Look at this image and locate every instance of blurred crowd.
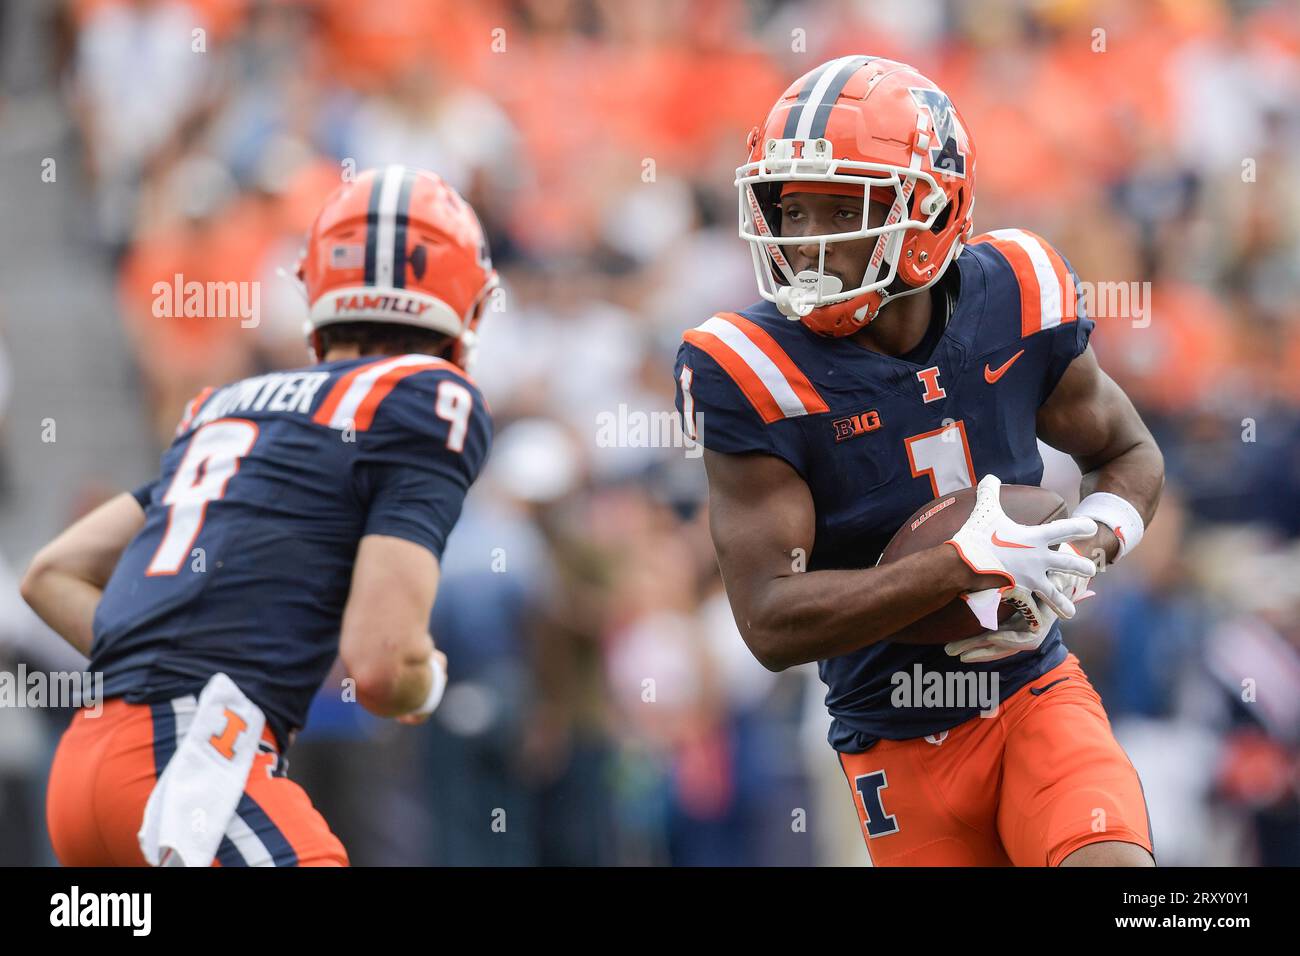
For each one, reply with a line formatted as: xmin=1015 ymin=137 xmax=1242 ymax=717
xmin=1 ymin=0 xmax=1299 ymax=865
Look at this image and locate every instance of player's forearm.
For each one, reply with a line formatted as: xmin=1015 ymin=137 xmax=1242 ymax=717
xmin=18 ymin=567 xmax=99 ymax=658
xmin=738 ymin=544 xmax=991 ymax=671
xmin=1076 ymin=437 xmax=1164 ymax=564
xmin=18 ymin=493 xmax=144 ymax=658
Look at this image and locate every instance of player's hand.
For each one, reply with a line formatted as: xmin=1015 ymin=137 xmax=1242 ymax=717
xmin=396 ymin=649 xmax=447 ymax=725
xmin=1046 ymin=541 xmax=1096 ymax=609
xmin=945 ymin=602 xmax=1059 ymax=663
xmin=947 ymin=474 xmax=1098 ymax=621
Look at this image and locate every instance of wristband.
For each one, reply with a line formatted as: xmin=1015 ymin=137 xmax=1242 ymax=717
xmin=412 ymin=653 xmax=448 ymax=717
xmin=1073 ymin=492 xmax=1144 ymax=561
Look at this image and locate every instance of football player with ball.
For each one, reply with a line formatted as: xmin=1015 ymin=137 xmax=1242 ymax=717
xmin=676 ymin=57 xmax=1163 ymax=867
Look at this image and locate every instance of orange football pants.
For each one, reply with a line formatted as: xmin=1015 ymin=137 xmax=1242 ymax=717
xmin=838 ymin=653 xmax=1153 ymax=866
xmin=47 ymin=696 xmax=348 ymax=867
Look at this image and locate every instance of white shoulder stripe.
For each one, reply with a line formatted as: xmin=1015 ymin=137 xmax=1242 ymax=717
xmin=695 ymin=315 xmax=810 ymax=418
xmin=326 ymin=353 xmax=442 ymax=430
xmin=987 ymin=228 xmax=1063 ymax=330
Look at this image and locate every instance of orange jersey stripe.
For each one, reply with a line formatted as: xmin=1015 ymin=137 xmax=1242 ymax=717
xmin=971 ymin=234 xmax=1042 ymax=337
xmin=176 ymin=386 xmax=216 ymax=435
xmin=1032 ymin=231 xmax=1078 ymax=324
xmin=684 ymin=327 xmax=785 ymax=423
xmin=972 ymin=230 xmax=1078 ymax=334
xmin=350 ymin=357 xmax=459 ymax=431
xmin=712 ymin=312 xmax=831 ymax=415
xmin=312 ymin=357 xmax=390 ymax=426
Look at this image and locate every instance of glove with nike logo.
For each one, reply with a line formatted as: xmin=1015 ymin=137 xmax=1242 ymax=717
xmin=946 ymin=474 xmax=1098 ymax=626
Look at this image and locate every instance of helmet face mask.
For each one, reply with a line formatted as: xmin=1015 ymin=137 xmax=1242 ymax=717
xmin=735 ymin=57 xmax=976 ymax=337
xmin=738 ymin=146 xmax=951 ymax=318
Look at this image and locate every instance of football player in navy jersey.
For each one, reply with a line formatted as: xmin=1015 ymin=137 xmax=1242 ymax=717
xmin=675 ymin=57 xmax=1164 ymax=866
xmin=25 ymin=166 xmax=496 ymax=866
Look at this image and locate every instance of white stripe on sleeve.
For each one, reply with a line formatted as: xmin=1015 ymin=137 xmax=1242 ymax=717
xmin=987 ymin=228 xmax=1063 ymax=330
xmin=696 ymin=316 xmax=809 ymax=418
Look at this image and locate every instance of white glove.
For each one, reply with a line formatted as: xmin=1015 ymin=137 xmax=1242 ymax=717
xmin=945 ymin=603 xmax=1059 ymax=663
xmin=947 ymin=475 xmax=1098 ymax=623
xmin=947 ymin=541 xmax=1098 ymax=664
xmin=1047 ymin=541 xmax=1096 ymax=609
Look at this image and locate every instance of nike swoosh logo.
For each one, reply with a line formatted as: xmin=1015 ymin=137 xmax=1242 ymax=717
xmin=1030 ymin=676 xmax=1072 ymax=696
xmin=991 ymin=531 xmax=1033 ymax=549
xmin=984 ymin=349 xmax=1025 ymax=384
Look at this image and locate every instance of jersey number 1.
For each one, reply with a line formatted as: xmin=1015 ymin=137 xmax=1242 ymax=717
xmin=904 ymin=420 xmax=975 ymax=497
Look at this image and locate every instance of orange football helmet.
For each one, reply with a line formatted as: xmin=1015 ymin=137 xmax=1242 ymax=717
xmin=736 ymin=56 xmax=976 ymax=336
xmin=297 ymin=165 xmax=497 ymax=370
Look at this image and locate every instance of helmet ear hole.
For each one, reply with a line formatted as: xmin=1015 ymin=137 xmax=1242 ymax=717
xmin=929 ymin=189 xmax=956 ymax=234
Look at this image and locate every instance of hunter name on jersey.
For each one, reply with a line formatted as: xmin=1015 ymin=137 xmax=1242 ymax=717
xmin=92 ymin=354 xmax=492 ymax=750
xmin=184 ymin=371 xmax=331 ymax=430
xmin=675 ymin=229 xmax=1094 ymax=751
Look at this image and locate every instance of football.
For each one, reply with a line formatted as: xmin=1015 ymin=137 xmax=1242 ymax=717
xmin=879 ymin=484 xmax=1068 ymax=645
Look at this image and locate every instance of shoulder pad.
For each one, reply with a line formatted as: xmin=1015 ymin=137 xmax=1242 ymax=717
xmin=175 ymin=386 xmax=216 ymax=437
xmin=312 ymin=354 xmax=480 ymax=432
xmin=968 ymin=229 xmax=1082 ymax=337
xmin=681 ymin=312 xmax=828 ymax=424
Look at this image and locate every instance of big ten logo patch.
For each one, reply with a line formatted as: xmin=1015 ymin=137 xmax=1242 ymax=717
xmin=832 ymin=408 xmax=883 ymax=443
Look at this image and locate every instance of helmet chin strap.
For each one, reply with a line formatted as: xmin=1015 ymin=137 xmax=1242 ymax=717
xmin=858 ymin=236 xmax=963 ymax=322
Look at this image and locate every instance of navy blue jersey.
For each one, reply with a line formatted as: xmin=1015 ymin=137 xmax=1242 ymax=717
xmin=92 ymin=354 xmax=492 ymax=748
xmin=674 ymin=229 xmax=1095 ymax=752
